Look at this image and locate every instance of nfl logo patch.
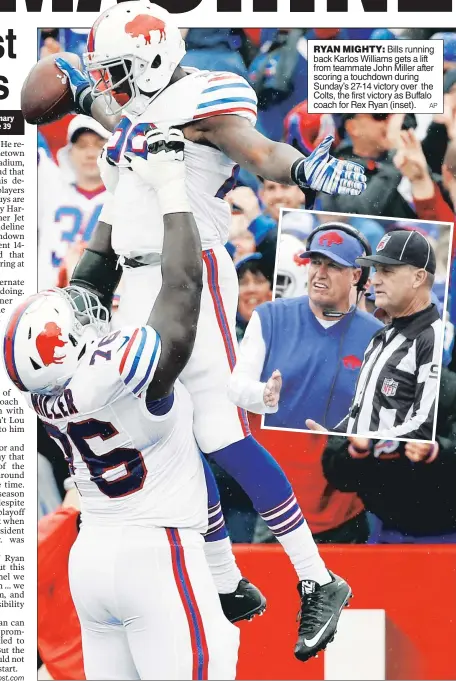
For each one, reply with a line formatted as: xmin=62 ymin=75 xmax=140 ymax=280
xmin=381 ymin=377 xmax=398 ymax=397
xmin=376 ymin=234 xmax=391 ymax=252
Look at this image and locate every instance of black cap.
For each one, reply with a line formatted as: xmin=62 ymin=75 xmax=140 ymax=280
xmin=355 ymin=229 xmax=436 ymax=274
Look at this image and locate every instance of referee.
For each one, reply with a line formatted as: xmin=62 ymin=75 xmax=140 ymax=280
xmin=307 ymin=229 xmax=443 ymax=440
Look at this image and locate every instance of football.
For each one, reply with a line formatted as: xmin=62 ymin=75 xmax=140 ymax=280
xmin=21 ymin=52 xmax=82 ymax=125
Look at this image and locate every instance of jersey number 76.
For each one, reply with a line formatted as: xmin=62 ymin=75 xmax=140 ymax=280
xmin=44 ymin=419 xmax=147 ymax=499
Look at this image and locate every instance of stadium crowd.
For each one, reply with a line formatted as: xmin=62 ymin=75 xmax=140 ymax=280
xmin=37 ymin=27 xmax=456 ymax=547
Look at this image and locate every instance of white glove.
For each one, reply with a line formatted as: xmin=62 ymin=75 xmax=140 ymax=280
xmin=124 ymin=127 xmax=190 ymax=215
xmin=98 ymin=145 xmax=119 ymax=194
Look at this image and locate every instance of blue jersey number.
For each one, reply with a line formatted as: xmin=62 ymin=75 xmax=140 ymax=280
xmin=107 ymin=117 xmax=156 ymax=164
xmin=52 ymin=204 xmax=102 ymax=269
xmin=45 ymin=417 xmax=147 ymax=498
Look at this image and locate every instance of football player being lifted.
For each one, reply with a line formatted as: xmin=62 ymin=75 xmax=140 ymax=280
xmin=55 ymin=2 xmax=364 ymax=660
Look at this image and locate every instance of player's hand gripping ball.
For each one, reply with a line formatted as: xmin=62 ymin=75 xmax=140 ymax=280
xmin=21 ymin=52 xmax=82 ymax=125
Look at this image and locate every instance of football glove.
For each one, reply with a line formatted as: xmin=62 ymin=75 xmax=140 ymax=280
xmin=292 ymin=135 xmax=367 ymax=196
xmin=55 ymin=57 xmax=92 ymax=115
xmin=124 ymin=127 xmax=190 ymax=214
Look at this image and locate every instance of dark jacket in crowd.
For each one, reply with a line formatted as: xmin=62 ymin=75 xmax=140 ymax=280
xmin=319 ymin=142 xmax=451 ymax=219
xmin=319 ymin=145 xmax=418 ymax=219
xmin=322 ymin=369 xmax=456 ymax=538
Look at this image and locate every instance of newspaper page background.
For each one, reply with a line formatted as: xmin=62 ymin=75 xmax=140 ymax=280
xmin=0 ymin=2 xmax=455 ymax=681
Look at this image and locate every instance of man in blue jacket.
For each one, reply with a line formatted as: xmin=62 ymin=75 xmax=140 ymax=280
xmin=229 ymin=223 xmax=383 ymax=430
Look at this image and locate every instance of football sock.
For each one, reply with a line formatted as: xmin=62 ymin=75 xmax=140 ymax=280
xmin=201 ymin=455 xmax=242 ymax=593
xmin=210 ymin=435 xmax=331 ymax=585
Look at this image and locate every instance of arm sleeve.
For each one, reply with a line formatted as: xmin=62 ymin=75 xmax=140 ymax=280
xmin=194 ymin=73 xmax=257 ymax=127
xmin=321 ymin=436 xmax=370 ymax=492
xmin=368 ymin=323 xmax=442 ymax=440
xmin=413 ymin=183 xmax=454 ymax=223
xmin=228 ymin=311 xmax=277 ymax=414
xmin=115 ymin=325 xmax=162 ymax=396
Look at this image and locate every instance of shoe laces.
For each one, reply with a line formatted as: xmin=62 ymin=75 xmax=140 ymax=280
xmin=297 ymin=590 xmax=326 ymax=634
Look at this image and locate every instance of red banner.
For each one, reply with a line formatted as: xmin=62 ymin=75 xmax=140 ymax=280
xmin=234 ymin=545 xmax=456 ymax=680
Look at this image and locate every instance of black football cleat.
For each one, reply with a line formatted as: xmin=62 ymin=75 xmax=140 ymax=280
xmin=294 ymin=571 xmax=352 ymax=662
xmin=219 ymin=578 xmax=267 ymax=623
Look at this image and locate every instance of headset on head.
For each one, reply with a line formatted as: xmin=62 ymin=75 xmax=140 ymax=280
xmin=305 ymin=221 xmax=372 ymax=295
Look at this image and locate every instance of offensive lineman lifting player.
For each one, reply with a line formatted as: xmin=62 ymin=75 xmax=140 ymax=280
xmin=4 ymin=131 xmax=240 ymax=679
xmin=52 ymin=2 xmax=366 ymax=661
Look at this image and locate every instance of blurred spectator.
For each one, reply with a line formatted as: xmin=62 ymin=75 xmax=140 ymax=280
xmin=421 ymin=78 xmax=456 ymax=175
xmin=284 ymin=101 xmax=340 ymax=156
xmin=322 ymin=367 xmax=456 ymax=543
xmin=249 ymin=28 xmax=351 ymax=141
xmin=430 ymin=31 xmax=456 ymax=72
xmin=248 ymin=29 xmax=308 ymax=141
xmin=274 ymin=233 xmax=309 ymax=299
xmin=442 ymin=140 xmax=456 ymax=217
xmin=369 ymin=28 xmax=398 ymax=40
xmin=235 ymin=253 xmax=273 ymax=341
xmin=394 ymin=128 xmax=454 ymax=224
xmin=345 ymin=217 xmax=386 ymax=251
xmin=250 ymin=424 xmax=369 ymax=544
xmin=229 ymin=224 xmax=382 ymax=429
xmin=38 ymin=115 xmax=109 ymax=290
xmin=181 ymin=29 xmax=249 ymax=77
xmin=321 ymin=113 xmax=420 ymax=218
xmin=226 ymin=181 xmax=302 ymax=279
xmin=39 ymin=28 xmax=89 ymax=62
xmin=228 ymin=210 xmax=256 ymax=263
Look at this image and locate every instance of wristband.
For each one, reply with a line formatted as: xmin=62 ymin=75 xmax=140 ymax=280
xmin=76 ymin=86 xmax=94 ymax=116
xmin=290 ymin=158 xmax=308 ymax=188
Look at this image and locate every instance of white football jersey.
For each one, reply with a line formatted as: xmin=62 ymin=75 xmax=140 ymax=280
xmin=38 ymin=159 xmax=106 ymax=289
xmin=104 ymin=69 xmax=258 ymax=257
xmin=28 ymin=325 xmax=207 ymax=531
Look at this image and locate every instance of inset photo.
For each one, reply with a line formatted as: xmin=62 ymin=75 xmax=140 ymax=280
xmin=230 ymin=209 xmax=453 ymax=443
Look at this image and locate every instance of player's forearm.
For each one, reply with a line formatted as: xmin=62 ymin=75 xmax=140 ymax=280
xmin=251 ymin=140 xmax=303 ymax=185
xmin=207 ymin=119 xmax=302 ymax=186
xmin=148 ymin=213 xmax=203 ymax=349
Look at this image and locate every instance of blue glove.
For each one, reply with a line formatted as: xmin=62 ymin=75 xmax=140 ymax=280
xmin=55 ymin=57 xmax=92 ymax=115
xmin=291 ymin=135 xmax=367 ymax=196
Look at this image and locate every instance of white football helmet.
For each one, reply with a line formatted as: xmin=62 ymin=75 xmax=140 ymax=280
xmin=84 ymin=1 xmax=186 ymax=114
xmin=275 ymin=234 xmax=309 ymax=299
xmin=3 ymin=287 xmax=109 ymax=396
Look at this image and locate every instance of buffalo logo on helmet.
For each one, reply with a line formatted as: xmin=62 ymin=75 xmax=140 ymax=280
xmin=293 ymin=252 xmax=309 ymax=267
xmin=125 ymin=15 xmax=167 ymax=44
xmin=318 ymin=231 xmax=344 ymax=247
xmin=36 ymin=322 xmax=67 ymax=367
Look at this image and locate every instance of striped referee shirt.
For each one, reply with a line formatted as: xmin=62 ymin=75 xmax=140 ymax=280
xmin=338 ymin=304 xmax=442 ymax=440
